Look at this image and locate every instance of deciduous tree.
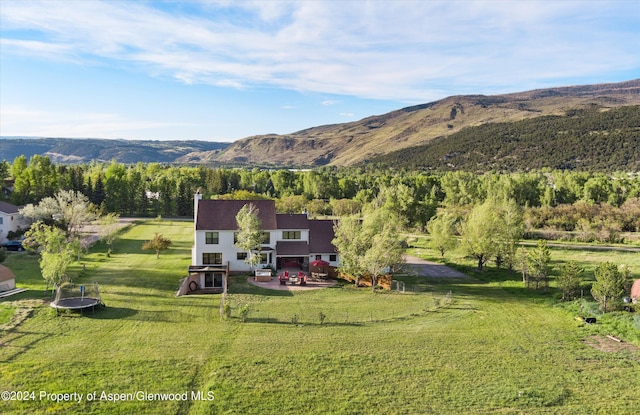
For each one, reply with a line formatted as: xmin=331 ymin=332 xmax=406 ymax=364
xmin=99 ymin=213 xmax=121 ymax=255
xmin=234 ymin=203 xmax=263 ymax=271
xmin=142 ymin=233 xmax=173 ymax=259
xmin=333 ymin=209 xmax=404 ymax=291
xmin=459 ymin=200 xmax=500 ymax=272
xmin=19 ymin=190 xmax=97 ymax=238
xmin=426 ymin=210 xmax=458 ymax=258
xmin=23 ymin=221 xmax=74 ymax=294
xmin=362 ymin=211 xmax=404 ymax=293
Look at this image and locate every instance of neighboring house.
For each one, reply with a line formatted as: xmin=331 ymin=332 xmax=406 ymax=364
xmin=184 ymin=195 xmax=338 ymax=293
xmin=0 ymin=264 xmax=17 ymax=293
xmin=0 ymin=201 xmax=23 ymax=244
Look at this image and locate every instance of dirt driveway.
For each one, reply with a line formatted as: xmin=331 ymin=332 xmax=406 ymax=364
xmin=81 ymin=217 xmax=139 ymax=245
xmin=403 ymin=255 xmax=468 ymax=278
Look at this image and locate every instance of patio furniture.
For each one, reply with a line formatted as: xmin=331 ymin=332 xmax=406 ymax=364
xmin=312 ymin=272 xmax=328 ymax=280
xmin=255 ymin=269 xmax=272 ymax=282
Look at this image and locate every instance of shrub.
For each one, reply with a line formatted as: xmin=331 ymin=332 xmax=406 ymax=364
xmin=238 ymin=304 xmax=250 ymax=323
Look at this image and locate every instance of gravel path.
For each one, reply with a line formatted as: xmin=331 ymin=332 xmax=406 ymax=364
xmin=403 ymin=255 xmax=469 ymax=278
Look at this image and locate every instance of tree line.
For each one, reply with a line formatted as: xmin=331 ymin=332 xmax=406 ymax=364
xmin=1 ymin=155 xmax=635 ymax=310
xmin=2 ymin=156 xmax=639 ymax=234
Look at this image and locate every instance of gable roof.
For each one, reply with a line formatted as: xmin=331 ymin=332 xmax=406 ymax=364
xmin=632 ymin=279 xmax=640 ymax=300
xmin=0 ymin=264 xmax=16 ymax=283
xmin=309 ymin=220 xmax=337 ymax=254
xmin=276 ymin=214 xmax=308 ymax=229
xmin=196 ymin=199 xmax=277 ymax=231
xmin=0 ymin=201 xmax=19 ymax=214
xmin=275 ymin=241 xmax=309 ymax=256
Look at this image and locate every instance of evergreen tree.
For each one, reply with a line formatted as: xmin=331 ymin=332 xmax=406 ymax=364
xmin=591 ymin=262 xmax=630 ymax=313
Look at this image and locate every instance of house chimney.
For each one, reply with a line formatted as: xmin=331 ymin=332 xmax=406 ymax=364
xmin=194 ymin=190 xmax=203 ymax=225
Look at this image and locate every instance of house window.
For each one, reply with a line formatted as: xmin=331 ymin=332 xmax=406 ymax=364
xmin=202 ymin=253 xmax=222 ymax=265
xmin=234 ymin=232 xmax=269 ymax=244
xmin=205 ymin=232 xmax=219 ymax=244
xmin=282 ymin=231 xmax=301 ymax=240
xmin=237 ymin=252 xmax=248 ymax=260
xmin=329 ymin=254 xmax=337 ymax=262
xmin=315 ymin=255 xmax=322 ymax=260
xmin=204 ymin=272 xmax=223 ymax=288
xmin=0 ymin=217 xmax=3 ymax=225
xmin=260 ymin=253 xmax=269 ymax=264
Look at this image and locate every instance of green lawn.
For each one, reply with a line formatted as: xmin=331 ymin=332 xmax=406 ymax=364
xmin=1 ymin=221 xmax=639 ymax=414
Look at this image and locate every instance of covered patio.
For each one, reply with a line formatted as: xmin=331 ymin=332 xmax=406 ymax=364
xmin=179 ymin=263 xmax=229 ymax=295
xmin=275 ymin=241 xmax=309 ymax=270
xmin=247 ymin=274 xmax=336 ymax=291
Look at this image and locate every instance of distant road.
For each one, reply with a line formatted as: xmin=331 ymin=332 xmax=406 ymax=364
xmin=518 ymin=241 xmax=640 ymax=252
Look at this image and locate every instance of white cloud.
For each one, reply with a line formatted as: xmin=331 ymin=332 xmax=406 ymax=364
xmin=1 ymin=0 xmax=638 ymax=102
xmin=0 ymin=105 xmax=191 ymax=138
xmin=321 ymin=100 xmax=339 ymax=106
xmin=339 ymin=112 xmax=354 ymax=118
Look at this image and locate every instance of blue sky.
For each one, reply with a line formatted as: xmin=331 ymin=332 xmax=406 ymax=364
xmin=1 ymin=0 xmax=638 ymax=142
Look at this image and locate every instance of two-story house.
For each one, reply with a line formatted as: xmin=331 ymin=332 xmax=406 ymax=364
xmin=0 ymin=201 xmax=23 ymax=244
xmin=184 ymin=194 xmax=338 ymax=293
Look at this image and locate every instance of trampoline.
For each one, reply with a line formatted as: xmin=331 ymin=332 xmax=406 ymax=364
xmin=50 ymin=282 xmax=104 ymax=315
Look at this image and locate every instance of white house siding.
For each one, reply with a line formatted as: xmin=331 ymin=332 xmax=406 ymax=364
xmin=0 ymin=209 xmax=22 ymax=244
xmin=309 ymin=253 xmax=339 ymax=267
xmin=192 ymin=229 xmax=276 ymax=272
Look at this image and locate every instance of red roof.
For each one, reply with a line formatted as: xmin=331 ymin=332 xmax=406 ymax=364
xmin=631 ymin=279 xmax=640 ymax=300
xmin=0 ymin=264 xmax=16 ymax=283
xmin=309 ymin=220 xmax=336 ymax=254
xmin=196 ymin=200 xmax=277 ymax=231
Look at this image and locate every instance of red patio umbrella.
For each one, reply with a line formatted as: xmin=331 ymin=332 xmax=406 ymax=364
xmin=310 ymin=259 xmax=330 ymax=267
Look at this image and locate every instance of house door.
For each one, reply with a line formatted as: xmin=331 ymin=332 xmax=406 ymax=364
xmin=204 ymin=272 xmax=224 ymax=288
xmin=213 ymin=273 xmax=223 ymax=288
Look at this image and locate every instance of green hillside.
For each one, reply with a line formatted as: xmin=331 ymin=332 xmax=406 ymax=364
xmin=0 ymin=138 xmax=229 ymax=164
xmin=368 ymin=105 xmax=640 ymax=172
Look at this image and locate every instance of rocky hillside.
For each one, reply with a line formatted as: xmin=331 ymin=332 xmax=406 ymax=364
xmin=210 ymin=79 xmax=640 ymax=167
xmin=2 ymin=80 xmax=638 ymax=169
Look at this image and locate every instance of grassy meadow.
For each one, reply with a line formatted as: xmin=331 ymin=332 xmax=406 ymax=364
xmin=1 ymin=220 xmax=639 ymax=414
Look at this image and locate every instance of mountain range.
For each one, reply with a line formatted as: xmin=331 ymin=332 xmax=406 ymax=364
xmin=1 ymin=79 xmax=639 ymax=170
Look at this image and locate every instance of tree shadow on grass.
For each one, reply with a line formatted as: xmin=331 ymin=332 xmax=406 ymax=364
xmin=85 ymin=306 xmax=138 ymax=320
xmin=0 ymin=330 xmax=53 ymax=363
xmin=240 ymin=317 xmax=364 ymax=326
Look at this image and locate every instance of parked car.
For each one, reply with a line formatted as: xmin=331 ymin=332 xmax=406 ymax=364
xmin=2 ymin=240 xmax=24 ymax=251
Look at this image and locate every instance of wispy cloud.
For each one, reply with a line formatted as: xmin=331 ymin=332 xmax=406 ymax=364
xmin=1 ymin=0 xmax=638 ymax=102
xmin=0 ymin=105 xmax=192 ymax=138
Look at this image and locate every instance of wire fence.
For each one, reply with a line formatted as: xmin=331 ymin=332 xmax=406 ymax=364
xmin=223 ymin=290 xmax=454 ymax=325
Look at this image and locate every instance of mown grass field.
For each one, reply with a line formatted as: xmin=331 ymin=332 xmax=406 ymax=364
xmin=1 ymin=220 xmax=639 ymax=414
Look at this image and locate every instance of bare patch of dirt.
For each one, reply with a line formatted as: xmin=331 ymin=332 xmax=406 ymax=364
xmin=583 ymin=335 xmax=639 ymax=353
